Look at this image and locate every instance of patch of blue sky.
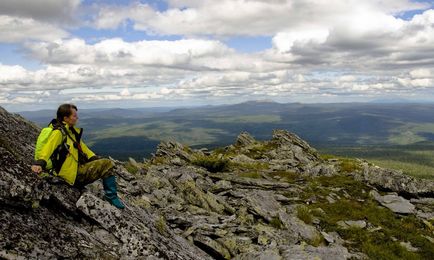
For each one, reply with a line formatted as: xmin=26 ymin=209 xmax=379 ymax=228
xmin=395 ymin=1 xmax=433 ymax=20
xmin=397 ymin=9 xmax=431 ymax=20
xmin=0 ymin=43 xmax=43 ymax=70
xmin=81 ymin=0 xmax=168 ymax=11
xmin=307 ymin=70 xmax=351 ymax=80
xmin=70 ymin=20 xmax=183 ymax=43
xmin=224 ymin=36 xmax=272 ymax=53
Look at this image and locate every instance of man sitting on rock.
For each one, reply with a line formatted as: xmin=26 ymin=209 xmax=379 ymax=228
xmin=31 ymin=103 xmax=125 ymax=209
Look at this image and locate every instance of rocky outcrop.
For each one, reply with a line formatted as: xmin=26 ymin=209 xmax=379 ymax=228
xmin=234 ymin=131 xmax=256 ymax=147
xmin=1 ymin=106 xmax=433 ymax=259
xmin=358 ymin=163 xmax=434 ymax=197
xmin=0 ymin=106 xmax=39 ymax=165
xmin=370 ymin=190 xmax=416 ymax=214
xmin=152 ymin=140 xmax=198 ymax=166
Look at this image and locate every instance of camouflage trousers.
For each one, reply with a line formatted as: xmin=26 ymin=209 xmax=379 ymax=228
xmin=74 ymin=158 xmax=115 ymax=187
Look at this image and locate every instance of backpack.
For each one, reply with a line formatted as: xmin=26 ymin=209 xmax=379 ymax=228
xmin=34 ymin=119 xmax=69 ymax=174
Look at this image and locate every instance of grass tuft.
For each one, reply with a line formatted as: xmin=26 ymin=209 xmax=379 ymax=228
xmin=191 ymin=154 xmax=230 ymax=173
xmin=297 ymin=205 xmax=313 ymax=225
xmin=269 ymin=216 xmax=284 ymax=229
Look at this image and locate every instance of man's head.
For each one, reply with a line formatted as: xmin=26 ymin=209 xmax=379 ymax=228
xmin=57 ymin=103 xmax=78 ymax=126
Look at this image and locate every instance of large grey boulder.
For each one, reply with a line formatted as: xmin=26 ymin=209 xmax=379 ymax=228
xmin=370 ymin=190 xmax=416 ymax=214
xmin=359 ymin=164 xmax=434 ymax=197
xmin=153 ymin=140 xmax=196 ymax=165
xmin=235 ymin=131 xmax=257 ymax=147
xmin=279 ymin=244 xmax=352 ymax=260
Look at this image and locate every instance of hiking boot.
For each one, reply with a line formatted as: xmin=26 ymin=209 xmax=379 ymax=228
xmin=102 ymin=175 xmax=125 ymax=209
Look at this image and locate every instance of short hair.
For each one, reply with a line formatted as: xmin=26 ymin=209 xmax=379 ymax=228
xmin=57 ymin=103 xmax=78 ymax=123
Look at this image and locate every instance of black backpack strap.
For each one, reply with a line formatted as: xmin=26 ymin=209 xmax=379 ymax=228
xmin=50 ymin=127 xmax=69 ymax=174
xmin=64 ymin=127 xmax=88 ymax=165
xmin=48 ymin=118 xmax=58 ymax=127
xmin=49 ymin=121 xmax=68 ymax=174
xmin=70 ymin=127 xmax=83 ymax=144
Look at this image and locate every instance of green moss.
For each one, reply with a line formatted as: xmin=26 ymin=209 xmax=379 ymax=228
xmin=228 ymin=161 xmax=269 ymax=179
xmin=151 ymin=156 xmax=169 ymax=165
xmin=182 ymin=144 xmax=193 ymax=153
xmin=308 ymin=233 xmax=324 ymax=247
xmin=299 ymin=178 xmax=329 ymax=201
xmin=299 ymin=173 xmax=434 ymax=258
xmin=236 ymin=207 xmax=255 ymax=225
xmin=368 ymin=159 xmax=434 ymax=180
xmin=339 ymin=158 xmax=362 ymax=173
xmin=132 ymin=197 xmax=151 ymax=209
xmin=211 ymin=146 xmax=238 ymax=158
xmin=296 ymin=205 xmax=313 ymax=225
xmin=191 ymin=154 xmax=230 ymax=173
xmin=319 ymin=153 xmax=337 ymax=160
xmin=316 ymin=174 xmax=368 ymax=199
xmin=155 ymin=215 xmax=168 ymax=236
xmin=269 ymin=170 xmax=300 ymax=182
xmin=340 ymin=227 xmax=423 ymax=260
xmin=228 ymin=161 xmax=269 ymax=171
xmin=31 ymin=200 xmax=40 ymax=209
xmin=310 ymin=198 xmax=434 ymax=259
xmin=238 ymin=171 xmax=262 ymax=179
xmin=124 ymin=162 xmax=139 ymax=175
xmin=244 ymin=142 xmax=278 ymax=159
xmin=269 ymin=216 xmax=284 ymax=229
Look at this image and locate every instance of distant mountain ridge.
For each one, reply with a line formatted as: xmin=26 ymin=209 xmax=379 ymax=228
xmin=18 ymin=101 xmax=434 ymax=162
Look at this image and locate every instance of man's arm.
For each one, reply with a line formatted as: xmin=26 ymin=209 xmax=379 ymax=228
xmin=80 ymin=140 xmax=97 ymax=161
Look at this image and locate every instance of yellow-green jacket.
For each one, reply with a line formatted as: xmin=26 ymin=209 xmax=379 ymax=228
xmin=34 ymin=122 xmax=95 ymax=185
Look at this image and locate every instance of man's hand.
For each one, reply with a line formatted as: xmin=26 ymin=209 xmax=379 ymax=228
xmin=31 ymin=165 xmax=42 ymax=174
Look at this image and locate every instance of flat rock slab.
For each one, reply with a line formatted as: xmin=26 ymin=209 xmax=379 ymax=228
xmin=245 ymin=190 xmax=282 ymax=222
xmin=279 ymin=244 xmax=351 ymax=260
xmin=370 ymin=190 xmax=415 ymax=214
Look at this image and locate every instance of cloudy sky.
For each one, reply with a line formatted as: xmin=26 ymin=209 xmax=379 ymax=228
xmin=1 ymin=0 xmax=434 ymax=111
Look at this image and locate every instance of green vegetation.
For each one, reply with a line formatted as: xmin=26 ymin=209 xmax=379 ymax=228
xmin=269 ymin=170 xmax=300 ymax=182
xmin=191 ymin=154 xmax=231 ymax=173
xmin=313 ymin=199 xmax=434 ymax=259
xmin=90 ymin=120 xmax=229 ymax=146
xmin=319 ymin=153 xmax=337 ymax=160
xmin=150 ymin=156 xmax=169 ymax=165
xmin=192 ymin=151 xmax=270 ymax=178
xmin=368 ymin=159 xmax=434 ymax=180
xmin=237 ymin=171 xmax=262 ymax=179
xmin=208 ymin=115 xmax=281 ymax=123
xmin=295 ymin=174 xmax=434 ymax=259
xmin=243 ymin=142 xmax=279 ymax=159
xmin=132 ymin=196 xmax=151 ymax=209
xmin=320 ymin=154 xmax=363 ymax=173
xmin=229 ymin=161 xmax=269 ymax=172
xmin=316 ymin=174 xmax=367 ymax=197
xmin=308 ymin=233 xmax=324 ymax=247
xmin=338 ymin=158 xmax=362 ymax=173
xmin=269 ymin=216 xmax=284 ymax=229
xmin=124 ymin=161 xmax=139 ymax=175
xmin=296 ymin=205 xmax=313 ymax=225
xmin=389 ymin=130 xmax=426 ymax=145
xmin=319 ymin=144 xmax=434 ymax=180
xmin=389 ymin=123 xmax=434 ymax=145
xmin=211 ymin=147 xmax=238 ymax=158
xmin=155 ymin=215 xmax=169 ymax=236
